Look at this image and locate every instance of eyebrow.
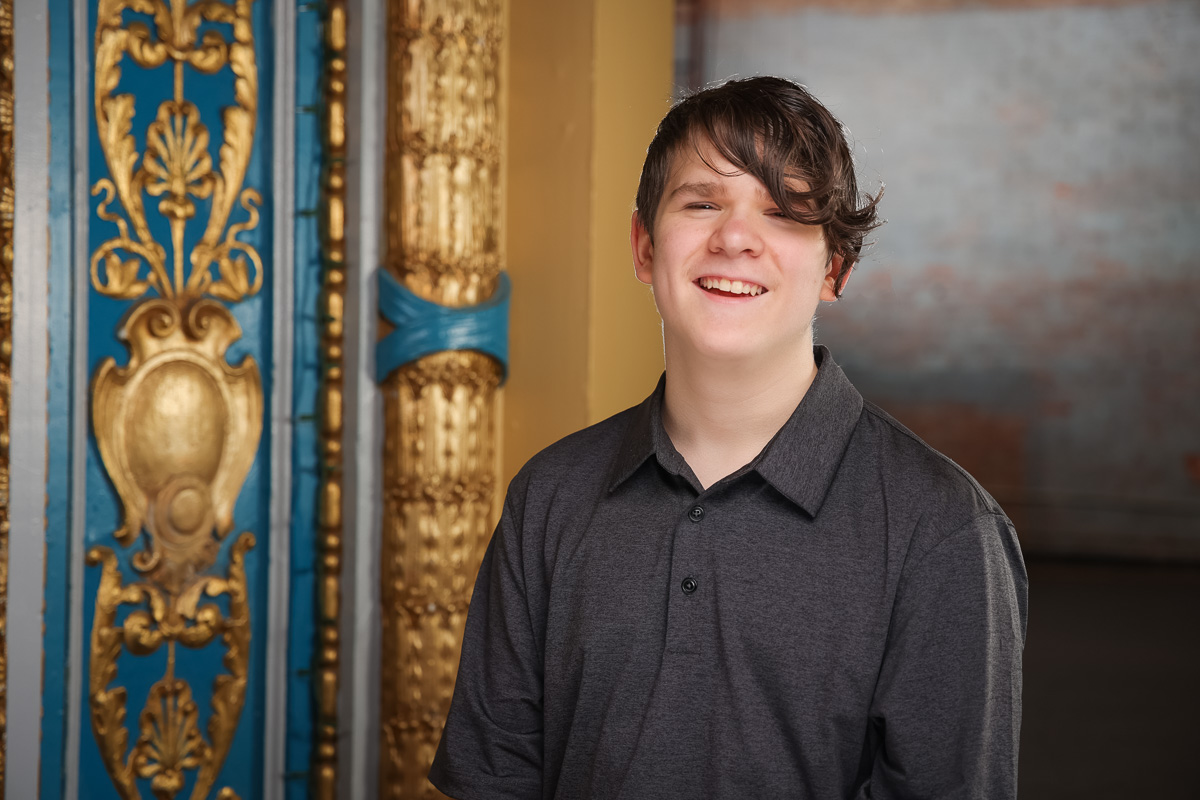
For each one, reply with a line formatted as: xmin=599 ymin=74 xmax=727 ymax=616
xmin=668 ymin=180 xmax=721 ymax=200
xmin=667 ymin=178 xmax=777 ymax=204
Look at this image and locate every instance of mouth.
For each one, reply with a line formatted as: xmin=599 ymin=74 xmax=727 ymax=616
xmin=696 ymin=275 xmax=767 ymax=298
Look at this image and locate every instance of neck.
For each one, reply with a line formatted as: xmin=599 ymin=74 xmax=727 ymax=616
xmin=661 ymin=339 xmax=818 ymax=489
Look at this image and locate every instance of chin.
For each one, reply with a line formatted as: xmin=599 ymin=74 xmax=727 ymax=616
xmin=690 ymin=338 xmax=769 ymax=363
xmin=693 ymin=329 xmax=814 ymax=363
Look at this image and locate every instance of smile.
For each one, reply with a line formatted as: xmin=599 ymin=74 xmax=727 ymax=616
xmin=697 ymin=276 xmax=767 ymax=297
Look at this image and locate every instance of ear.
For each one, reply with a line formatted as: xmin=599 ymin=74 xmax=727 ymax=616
xmin=820 ymin=253 xmax=852 ymax=301
xmin=631 ymin=211 xmax=654 ymax=286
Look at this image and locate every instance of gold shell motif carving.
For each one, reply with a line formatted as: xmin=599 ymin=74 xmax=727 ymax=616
xmin=91 ymin=299 xmax=261 ymax=589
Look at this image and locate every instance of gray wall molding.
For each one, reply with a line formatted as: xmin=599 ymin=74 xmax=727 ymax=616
xmin=7 ymin=2 xmax=51 ymax=797
xmin=342 ymin=0 xmax=386 ymax=795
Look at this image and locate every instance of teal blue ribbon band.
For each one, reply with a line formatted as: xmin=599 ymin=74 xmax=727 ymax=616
xmin=376 ymin=270 xmax=511 ymax=384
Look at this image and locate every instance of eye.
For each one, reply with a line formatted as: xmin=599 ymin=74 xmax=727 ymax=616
xmin=686 ymin=202 xmax=717 ymax=211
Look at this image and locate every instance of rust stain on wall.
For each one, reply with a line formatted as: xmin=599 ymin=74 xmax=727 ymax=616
xmin=884 ymin=402 xmax=1028 ymax=491
xmin=828 ymin=261 xmax=1200 ymax=506
xmin=1184 ymin=455 xmax=1200 ymax=489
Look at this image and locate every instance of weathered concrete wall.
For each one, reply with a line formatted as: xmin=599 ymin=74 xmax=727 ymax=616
xmin=687 ymin=0 xmax=1200 ymax=557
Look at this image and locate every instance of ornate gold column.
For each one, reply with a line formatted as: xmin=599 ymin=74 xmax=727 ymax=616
xmin=0 ymin=0 xmax=13 ymax=790
xmin=313 ymin=1 xmax=347 ymax=797
xmin=379 ymin=1 xmax=504 ymax=797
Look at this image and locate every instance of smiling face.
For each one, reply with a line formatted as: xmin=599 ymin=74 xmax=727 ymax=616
xmin=632 ymin=139 xmax=847 ymax=368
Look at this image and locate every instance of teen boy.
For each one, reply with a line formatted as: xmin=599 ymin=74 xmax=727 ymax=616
xmin=429 ymin=76 xmax=1028 ymax=799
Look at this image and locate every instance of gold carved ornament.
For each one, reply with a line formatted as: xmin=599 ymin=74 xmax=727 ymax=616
xmin=0 ymin=0 xmax=13 ymax=791
xmin=88 ymin=0 xmax=262 ymax=797
xmin=381 ymin=1 xmax=505 ymax=798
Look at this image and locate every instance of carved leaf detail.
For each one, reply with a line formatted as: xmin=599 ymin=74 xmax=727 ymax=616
xmin=99 ymin=251 xmax=151 ymax=298
xmin=208 ymin=256 xmax=250 ymax=302
xmin=96 ymin=93 xmax=151 ymax=240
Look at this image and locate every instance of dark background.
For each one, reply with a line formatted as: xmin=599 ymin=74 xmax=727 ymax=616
xmin=675 ymin=1 xmax=1200 ymax=795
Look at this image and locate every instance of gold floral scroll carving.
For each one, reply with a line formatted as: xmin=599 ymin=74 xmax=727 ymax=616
xmin=88 ymin=0 xmax=263 ymax=797
xmin=381 ymin=0 xmax=505 ymax=797
xmin=0 ymin=0 xmax=13 ymax=790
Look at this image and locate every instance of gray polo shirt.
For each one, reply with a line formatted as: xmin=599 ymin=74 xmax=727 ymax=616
xmin=430 ymin=346 xmax=1028 ymax=800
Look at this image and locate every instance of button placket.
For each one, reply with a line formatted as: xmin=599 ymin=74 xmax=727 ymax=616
xmin=681 ymin=505 xmax=704 ymax=598
xmin=665 ymin=501 xmax=706 ymax=654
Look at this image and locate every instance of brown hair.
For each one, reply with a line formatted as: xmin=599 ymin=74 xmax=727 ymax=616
xmin=635 ymin=76 xmax=883 ymax=296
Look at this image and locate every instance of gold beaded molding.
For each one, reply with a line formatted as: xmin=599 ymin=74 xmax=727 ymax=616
xmin=313 ymin=1 xmax=347 ymax=797
xmin=380 ymin=0 xmax=504 ymax=797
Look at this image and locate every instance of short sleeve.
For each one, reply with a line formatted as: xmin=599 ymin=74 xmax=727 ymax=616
xmin=428 ymin=493 xmax=546 ymax=800
xmin=862 ymin=512 xmax=1028 ymax=800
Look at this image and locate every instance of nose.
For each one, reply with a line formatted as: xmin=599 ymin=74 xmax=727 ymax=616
xmin=709 ymin=209 xmax=762 ymax=257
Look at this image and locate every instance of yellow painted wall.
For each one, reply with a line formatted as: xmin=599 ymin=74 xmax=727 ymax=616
xmin=504 ymin=0 xmax=674 ymax=486
xmin=588 ymin=0 xmax=675 ymax=424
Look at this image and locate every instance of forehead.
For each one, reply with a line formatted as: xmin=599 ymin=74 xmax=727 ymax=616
xmin=662 ymin=135 xmax=806 ymax=200
xmin=663 ymin=138 xmax=754 ymax=191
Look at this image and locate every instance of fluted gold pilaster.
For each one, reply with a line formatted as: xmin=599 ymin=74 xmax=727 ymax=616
xmin=380 ymin=0 xmax=504 ymax=797
xmin=0 ymin=0 xmax=13 ymax=790
xmin=313 ymin=1 xmax=347 ymax=797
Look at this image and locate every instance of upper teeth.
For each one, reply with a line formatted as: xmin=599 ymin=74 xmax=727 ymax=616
xmin=700 ymin=276 xmax=765 ymax=296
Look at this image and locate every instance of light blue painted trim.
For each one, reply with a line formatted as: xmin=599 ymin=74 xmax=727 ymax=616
xmin=8 ymin=2 xmax=51 ymax=799
xmin=284 ymin=1 xmax=323 ymax=796
xmin=63 ymin=0 xmax=90 ymax=786
xmin=375 ymin=270 xmax=511 ymax=383
xmin=64 ymin=0 xmax=91 ymax=793
xmin=40 ymin=0 xmax=80 ymax=795
xmin=265 ymin=0 xmax=298 ymax=797
xmin=343 ymin=0 xmax=386 ymax=794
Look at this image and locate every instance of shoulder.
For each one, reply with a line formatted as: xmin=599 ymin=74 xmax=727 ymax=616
xmin=506 ymin=404 xmax=642 ymax=513
xmin=853 ymin=402 xmax=1026 ymax=623
xmin=852 ymin=400 xmax=1011 ymax=548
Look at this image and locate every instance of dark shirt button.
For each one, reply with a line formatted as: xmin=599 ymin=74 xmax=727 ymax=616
xmin=688 ymin=505 xmax=704 ymax=522
xmin=681 ymin=576 xmax=698 ymax=595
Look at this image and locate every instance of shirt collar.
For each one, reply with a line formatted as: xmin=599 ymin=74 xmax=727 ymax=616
xmin=606 ymin=346 xmax=864 ymax=517
xmin=606 ymin=373 xmax=668 ymax=491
